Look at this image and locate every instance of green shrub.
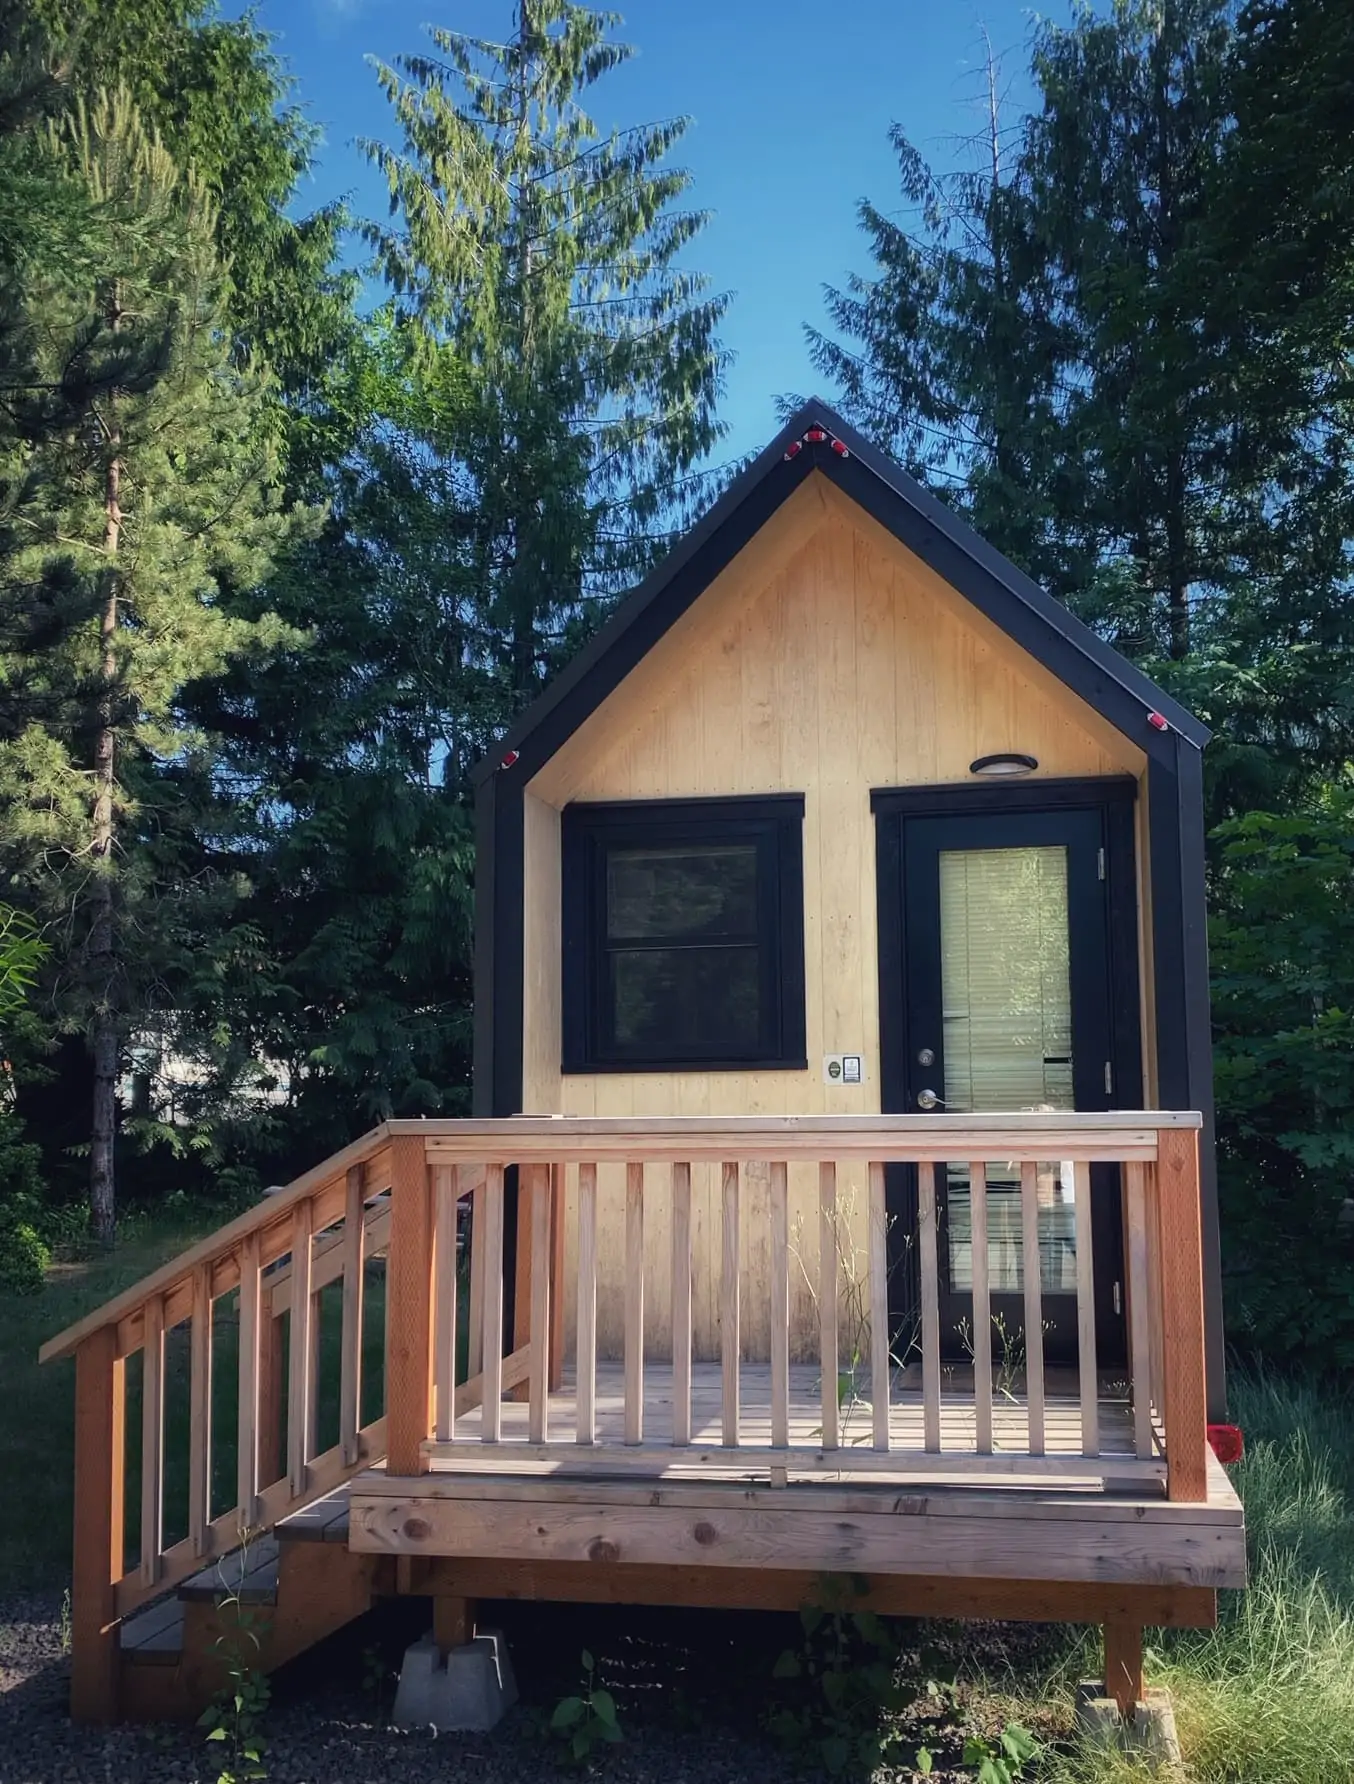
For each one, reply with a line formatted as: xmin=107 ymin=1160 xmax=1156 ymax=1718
xmin=0 ymin=1221 xmax=50 ymax=1293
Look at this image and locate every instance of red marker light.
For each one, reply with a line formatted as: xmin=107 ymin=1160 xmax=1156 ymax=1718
xmin=500 ymin=749 xmax=519 ymax=769
xmin=804 ymin=426 xmax=827 ymax=444
xmin=1207 ymin=1424 xmax=1244 ymax=1465
xmin=784 ymin=440 xmax=803 ymax=460
xmin=831 ymin=438 xmax=849 ymax=457
xmin=1147 ymin=711 xmax=1169 ymax=731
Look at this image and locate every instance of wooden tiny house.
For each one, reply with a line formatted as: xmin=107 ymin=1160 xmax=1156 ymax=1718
xmin=43 ymin=404 xmax=1243 ymax=1726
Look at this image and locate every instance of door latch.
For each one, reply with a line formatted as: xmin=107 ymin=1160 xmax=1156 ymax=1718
xmin=1113 ymin=1281 xmax=1122 ymax=1316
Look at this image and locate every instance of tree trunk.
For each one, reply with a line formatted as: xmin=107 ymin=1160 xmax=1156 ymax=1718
xmin=89 ymin=345 xmax=122 ymax=1248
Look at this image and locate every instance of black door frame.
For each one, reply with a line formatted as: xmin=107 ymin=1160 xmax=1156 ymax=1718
xmin=871 ymin=777 xmax=1143 ymax=1368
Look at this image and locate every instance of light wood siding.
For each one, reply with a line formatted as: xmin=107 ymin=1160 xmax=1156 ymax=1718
xmin=522 ymin=474 xmax=1147 ymax=1362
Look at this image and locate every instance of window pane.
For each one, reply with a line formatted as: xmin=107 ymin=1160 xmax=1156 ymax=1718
xmin=937 ymin=846 xmax=1077 ymax=1295
xmin=606 ymin=844 xmax=758 ymax=942
xmin=610 ymin=946 xmax=761 ymax=1053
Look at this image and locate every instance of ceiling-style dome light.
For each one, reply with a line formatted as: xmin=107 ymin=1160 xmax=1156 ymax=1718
xmin=970 ymin=752 xmax=1039 ymax=777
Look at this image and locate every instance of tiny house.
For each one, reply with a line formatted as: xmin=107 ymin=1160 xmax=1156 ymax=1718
xmin=44 ymin=403 xmax=1243 ymax=1728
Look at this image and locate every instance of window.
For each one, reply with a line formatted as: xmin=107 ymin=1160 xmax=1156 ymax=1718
xmin=562 ymin=796 xmax=806 ymax=1071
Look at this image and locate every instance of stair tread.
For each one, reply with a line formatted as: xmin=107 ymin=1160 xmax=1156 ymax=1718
xmin=179 ymin=1537 xmax=280 ymax=1603
xmin=120 ymin=1595 xmax=184 ymax=1658
xmin=277 ymin=1483 xmax=352 ymax=1543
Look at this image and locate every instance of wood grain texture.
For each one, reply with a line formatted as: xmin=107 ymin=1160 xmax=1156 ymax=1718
xmin=139 ymin=1300 xmax=164 ymax=1581
xmin=1104 ymin=1616 xmax=1145 ymax=1714
xmin=769 ymin=1162 xmax=790 ymax=1450
xmin=287 ymin=1201 xmax=314 ymax=1498
xmin=671 ymin=1163 xmax=692 ymax=1446
xmin=818 ymin=1163 xmax=838 ymax=1450
xmin=576 ymin=1164 xmax=597 ymax=1444
xmin=721 ymin=1163 xmax=740 ymax=1446
xmin=969 ymin=1163 xmax=992 ymax=1455
xmin=433 ymin=1166 xmax=459 ymax=1443
xmin=188 ymin=1267 xmax=212 ymax=1555
xmin=530 ymin=1163 xmax=553 ymax=1443
xmin=625 ymin=1163 xmax=645 ymax=1445
xmin=918 ymin=1162 xmax=941 ymax=1452
xmin=237 ymin=1233 xmax=262 ymax=1527
xmin=1124 ymin=1162 xmax=1154 ymax=1460
xmin=386 ymin=1136 xmax=434 ymax=1476
xmin=869 ymin=1162 xmax=890 ymax=1450
xmin=1019 ymin=1162 xmax=1045 ymax=1457
xmin=550 ymin=1164 xmax=567 ymax=1394
xmin=70 ymin=1328 xmax=125 ymax=1721
xmin=350 ymin=1493 xmax=1245 ymax=1588
xmin=480 ymin=1166 xmax=505 ymax=1442
xmin=339 ymin=1168 xmax=367 ymax=1467
xmin=1157 ymin=1128 xmax=1208 ymax=1501
xmin=1074 ymin=1163 xmax=1099 ymax=1457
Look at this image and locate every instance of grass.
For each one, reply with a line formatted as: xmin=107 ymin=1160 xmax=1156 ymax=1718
xmin=974 ymin=1369 xmax=1354 ymax=1784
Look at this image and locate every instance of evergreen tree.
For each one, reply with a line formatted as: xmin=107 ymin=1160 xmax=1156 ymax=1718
xmin=0 ymin=92 xmax=316 ymax=1240
xmin=365 ymin=0 xmax=728 ymax=717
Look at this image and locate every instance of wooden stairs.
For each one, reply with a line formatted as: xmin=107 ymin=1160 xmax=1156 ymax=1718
xmin=118 ymin=1488 xmax=380 ymax=1721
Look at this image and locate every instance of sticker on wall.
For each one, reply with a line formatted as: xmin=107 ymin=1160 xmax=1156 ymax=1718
xmin=823 ymin=1053 xmax=865 ymax=1085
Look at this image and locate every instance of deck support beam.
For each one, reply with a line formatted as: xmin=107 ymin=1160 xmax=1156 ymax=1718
xmin=1104 ymin=1615 xmax=1145 ymax=1714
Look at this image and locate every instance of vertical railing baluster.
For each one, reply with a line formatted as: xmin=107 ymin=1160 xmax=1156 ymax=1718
xmin=868 ymin=1161 xmax=890 ymax=1451
xmin=339 ymin=1166 xmax=366 ymax=1465
xmin=819 ymin=1162 xmax=838 ymax=1451
xmin=671 ymin=1162 xmax=692 ymax=1447
xmin=481 ymin=1164 xmax=505 ymax=1442
xmin=1146 ymin=1158 xmax=1164 ymax=1424
xmin=140 ymin=1295 xmax=165 ymax=1587
xmin=287 ymin=1200 xmax=314 ymax=1497
xmin=1020 ymin=1161 xmax=1045 ymax=1457
xmin=918 ymin=1161 xmax=942 ymax=1452
xmin=969 ymin=1163 xmax=992 ymax=1454
xmin=576 ymin=1163 xmax=597 ymax=1444
xmin=433 ymin=1165 xmax=459 ymax=1443
xmin=467 ymin=1171 xmax=486 ymax=1378
xmin=237 ymin=1233 xmax=261 ymax=1526
xmin=770 ymin=1161 xmax=790 ymax=1451
xmin=721 ymin=1161 xmax=740 ymax=1447
xmin=624 ymin=1162 xmax=644 ymax=1445
xmin=1125 ymin=1160 xmax=1153 ymax=1459
xmin=530 ymin=1161 xmax=553 ymax=1443
xmin=188 ymin=1265 xmax=212 ymax=1555
xmin=1074 ymin=1160 xmax=1100 ymax=1457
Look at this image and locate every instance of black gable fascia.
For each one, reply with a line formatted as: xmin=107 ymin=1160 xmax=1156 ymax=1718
xmin=477 ymin=399 xmax=1208 ymax=793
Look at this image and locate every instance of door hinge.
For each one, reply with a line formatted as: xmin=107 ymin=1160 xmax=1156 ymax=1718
xmin=1104 ymin=1060 xmax=1114 ymax=1095
xmin=1113 ymin=1281 xmax=1122 ymax=1316
xmin=1097 ymin=846 xmax=1106 ymax=881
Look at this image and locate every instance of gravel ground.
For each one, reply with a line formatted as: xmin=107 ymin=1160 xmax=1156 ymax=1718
xmin=0 ymin=1590 xmax=1070 ymax=1784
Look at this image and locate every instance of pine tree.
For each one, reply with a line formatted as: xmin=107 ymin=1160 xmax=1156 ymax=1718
xmin=364 ymin=0 xmax=728 ymax=719
xmin=0 ymin=93 xmax=316 ymax=1240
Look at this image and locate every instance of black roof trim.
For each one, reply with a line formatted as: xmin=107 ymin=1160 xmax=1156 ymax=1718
xmin=474 ymin=399 xmax=1208 ymax=787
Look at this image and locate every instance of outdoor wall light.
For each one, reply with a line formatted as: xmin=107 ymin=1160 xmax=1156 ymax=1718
xmin=969 ymin=752 xmax=1039 ymax=776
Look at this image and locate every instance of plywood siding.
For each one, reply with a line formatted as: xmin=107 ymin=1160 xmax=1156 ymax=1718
xmin=522 ymin=474 xmax=1147 ymax=1362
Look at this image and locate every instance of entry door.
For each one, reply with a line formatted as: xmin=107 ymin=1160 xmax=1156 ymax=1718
xmin=891 ymin=804 xmax=1131 ymax=1367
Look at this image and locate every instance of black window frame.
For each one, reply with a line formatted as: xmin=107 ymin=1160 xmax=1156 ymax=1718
xmin=561 ymin=795 xmax=807 ymax=1073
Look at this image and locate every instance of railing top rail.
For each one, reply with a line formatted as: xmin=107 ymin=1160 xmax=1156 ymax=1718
xmin=39 ymin=1122 xmax=393 ymax=1366
xmin=390 ymin=1110 xmax=1201 ymax=1140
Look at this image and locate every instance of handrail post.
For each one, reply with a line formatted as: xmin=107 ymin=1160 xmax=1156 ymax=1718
xmin=387 ymin=1134 xmax=435 ymax=1475
xmin=71 ymin=1325 xmax=124 ymax=1722
xmin=1157 ymin=1127 xmax=1209 ymax=1501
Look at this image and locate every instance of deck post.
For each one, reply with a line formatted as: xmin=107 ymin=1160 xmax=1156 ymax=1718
xmin=433 ymin=1594 xmax=477 ymax=1656
xmin=71 ymin=1325 xmax=125 ymax=1722
xmin=1156 ymin=1128 xmax=1209 ymax=1502
xmin=1103 ymin=1616 xmax=1144 ymax=1714
xmin=387 ymin=1134 xmax=435 ymax=1475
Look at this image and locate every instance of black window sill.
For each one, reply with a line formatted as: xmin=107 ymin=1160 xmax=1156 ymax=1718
xmin=561 ymin=1055 xmax=811 ymax=1076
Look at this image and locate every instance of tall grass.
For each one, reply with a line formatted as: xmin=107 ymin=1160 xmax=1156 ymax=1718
xmin=1018 ymin=1369 xmax=1354 ymax=1783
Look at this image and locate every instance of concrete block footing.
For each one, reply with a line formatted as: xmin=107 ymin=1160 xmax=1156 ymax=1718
xmin=1076 ymin=1681 xmax=1182 ymax=1769
xmin=392 ymin=1627 xmax=519 ymax=1733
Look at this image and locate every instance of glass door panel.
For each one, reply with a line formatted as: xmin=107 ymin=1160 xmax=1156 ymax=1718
xmin=937 ymin=845 xmax=1078 ymax=1300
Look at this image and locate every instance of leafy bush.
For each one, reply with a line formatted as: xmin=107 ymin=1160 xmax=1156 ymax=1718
xmin=548 ymin=1650 xmax=622 ymax=1765
xmin=1209 ymin=800 xmax=1354 ymax=1367
xmin=0 ymin=1221 xmax=49 ymax=1294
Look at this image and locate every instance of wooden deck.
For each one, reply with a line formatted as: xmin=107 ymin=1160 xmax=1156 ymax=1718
xmin=436 ymin=1360 xmax=1143 ymax=1480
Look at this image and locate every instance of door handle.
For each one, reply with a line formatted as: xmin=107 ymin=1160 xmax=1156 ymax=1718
xmin=916 ymin=1088 xmax=941 ymax=1111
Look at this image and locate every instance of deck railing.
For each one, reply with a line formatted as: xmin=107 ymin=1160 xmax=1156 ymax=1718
xmin=41 ymin=1109 xmax=1208 ymax=1722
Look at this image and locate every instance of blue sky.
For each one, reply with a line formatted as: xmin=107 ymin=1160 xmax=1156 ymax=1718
xmin=234 ymin=0 xmax=1055 ymax=462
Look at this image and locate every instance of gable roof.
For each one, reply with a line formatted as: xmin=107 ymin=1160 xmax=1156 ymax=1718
xmin=475 ymin=399 xmax=1208 ymax=788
